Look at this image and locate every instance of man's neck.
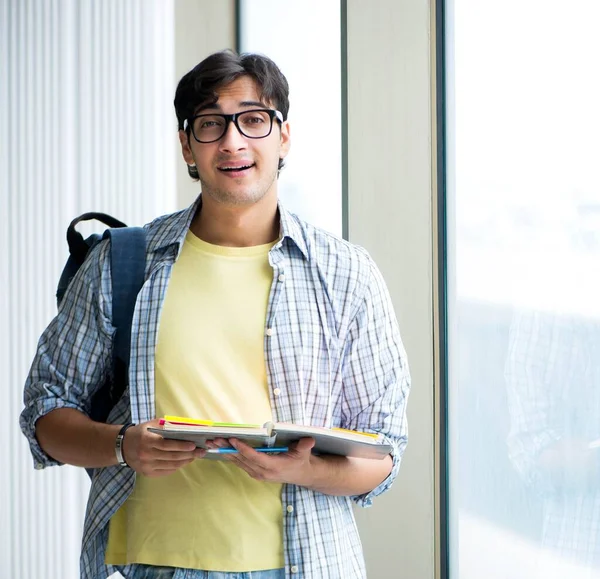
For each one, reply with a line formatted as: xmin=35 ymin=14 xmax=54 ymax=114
xmin=190 ymin=194 xmax=280 ymax=247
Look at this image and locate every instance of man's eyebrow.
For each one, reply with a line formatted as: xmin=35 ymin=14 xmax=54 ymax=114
xmin=195 ymin=100 xmax=269 ymax=114
xmin=239 ymin=100 xmax=269 ymax=108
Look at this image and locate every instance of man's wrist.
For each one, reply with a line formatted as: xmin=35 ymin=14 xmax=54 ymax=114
xmin=115 ymin=423 xmax=135 ymax=467
xmin=296 ymin=454 xmax=335 ymax=489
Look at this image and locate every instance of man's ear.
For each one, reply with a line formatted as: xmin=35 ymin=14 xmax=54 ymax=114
xmin=279 ymin=120 xmax=291 ymax=160
xmin=178 ymin=130 xmax=196 ymax=166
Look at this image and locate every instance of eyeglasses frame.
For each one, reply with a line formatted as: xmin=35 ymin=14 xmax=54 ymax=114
xmin=184 ymin=108 xmax=284 ymax=144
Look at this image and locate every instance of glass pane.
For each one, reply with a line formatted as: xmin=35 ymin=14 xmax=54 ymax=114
xmin=238 ymin=0 xmax=342 ymax=236
xmin=446 ymin=1 xmax=600 ymax=578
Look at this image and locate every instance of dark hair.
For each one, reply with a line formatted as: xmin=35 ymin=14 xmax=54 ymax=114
xmin=174 ymin=49 xmax=290 ymax=180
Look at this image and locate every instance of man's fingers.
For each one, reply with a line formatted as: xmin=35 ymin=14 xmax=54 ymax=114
xmin=125 ymin=422 xmax=203 ymax=476
xmin=291 ymin=437 xmax=315 ymax=452
xmin=149 ymin=449 xmax=198 ymax=462
xmin=138 ymin=435 xmax=198 ymax=462
xmin=150 ymin=436 xmax=196 ymax=453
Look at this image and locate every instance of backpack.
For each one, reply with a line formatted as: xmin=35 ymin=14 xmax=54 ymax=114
xmin=56 ymin=212 xmax=146 ymax=423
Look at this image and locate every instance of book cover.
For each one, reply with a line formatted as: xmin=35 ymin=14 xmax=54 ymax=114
xmin=148 ymin=417 xmax=392 ymax=460
xmin=148 ymin=421 xmax=276 ymax=449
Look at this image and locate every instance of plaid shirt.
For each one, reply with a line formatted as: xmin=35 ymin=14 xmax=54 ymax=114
xmin=21 ymin=198 xmax=410 ymax=579
xmin=505 ymin=310 xmax=600 ymax=577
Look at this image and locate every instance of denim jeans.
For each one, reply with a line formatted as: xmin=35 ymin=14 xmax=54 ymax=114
xmin=129 ymin=566 xmax=286 ymax=579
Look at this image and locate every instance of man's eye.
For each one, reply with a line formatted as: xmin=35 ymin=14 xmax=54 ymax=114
xmin=200 ymin=120 xmax=223 ymax=129
xmin=243 ymin=116 xmax=266 ymax=124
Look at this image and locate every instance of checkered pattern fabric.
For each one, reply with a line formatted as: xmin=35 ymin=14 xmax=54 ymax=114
xmin=21 ymin=197 xmax=410 ymax=579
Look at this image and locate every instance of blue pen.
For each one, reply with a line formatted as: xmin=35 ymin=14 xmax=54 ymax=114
xmin=206 ymin=446 xmax=289 ymax=454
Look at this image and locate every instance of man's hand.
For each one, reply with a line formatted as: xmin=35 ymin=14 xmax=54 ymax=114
xmin=209 ymin=436 xmax=393 ymax=496
xmin=208 ymin=437 xmax=317 ymax=486
xmin=123 ymin=419 xmax=206 ymax=477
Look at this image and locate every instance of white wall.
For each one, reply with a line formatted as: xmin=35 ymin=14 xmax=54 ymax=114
xmin=1 ymin=1 xmax=176 ymax=577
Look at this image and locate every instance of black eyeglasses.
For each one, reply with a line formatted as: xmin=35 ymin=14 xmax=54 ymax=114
xmin=184 ymin=109 xmax=284 ymax=143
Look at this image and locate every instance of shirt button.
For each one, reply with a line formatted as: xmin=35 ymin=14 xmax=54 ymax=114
xmin=278 ymin=274 xmax=285 ymax=282
xmin=265 ymin=328 xmax=274 ymax=337
xmin=273 ymin=388 xmax=281 ymax=396
xmin=286 ymin=505 xmax=294 ymax=513
xmin=291 ymin=565 xmax=299 ymax=573
xmin=35 ymin=463 xmax=44 ymax=470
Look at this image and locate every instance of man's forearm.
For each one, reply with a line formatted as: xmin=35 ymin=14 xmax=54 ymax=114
xmin=35 ymin=408 xmax=121 ymax=468
xmin=303 ymin=454 xmax=393 ymax=496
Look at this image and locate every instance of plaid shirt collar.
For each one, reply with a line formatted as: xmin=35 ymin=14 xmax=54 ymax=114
xmin=148 ymin=194 xmax=309 ymax=260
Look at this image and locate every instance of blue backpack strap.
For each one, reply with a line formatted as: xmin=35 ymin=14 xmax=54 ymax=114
xmin=99 ymin=227 xmax=146 ymax=419
xmin=104 ymin=227 xmax=146 ymax=365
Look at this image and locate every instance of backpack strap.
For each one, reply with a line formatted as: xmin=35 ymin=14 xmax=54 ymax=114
xmin=67 ymin=213 xmax=128 ymax=266
xmin=89 ymin=227 xmax=146 ymax=422
xmin=104 ymin=227 xmax=147 ymax=365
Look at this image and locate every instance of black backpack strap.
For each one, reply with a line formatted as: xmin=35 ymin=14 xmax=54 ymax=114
xmin=89 ymin=227 xmax=146 ymax=422
xmin=67 ymin=213 xmax=128 ymax=266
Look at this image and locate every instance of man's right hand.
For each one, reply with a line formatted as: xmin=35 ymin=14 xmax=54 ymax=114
xmin=122 ymin=419 xmax=206 ymax=477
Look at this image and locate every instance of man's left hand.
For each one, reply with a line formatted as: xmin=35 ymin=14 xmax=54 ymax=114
xmin=209 ymin=437 xmax=317 ymax=486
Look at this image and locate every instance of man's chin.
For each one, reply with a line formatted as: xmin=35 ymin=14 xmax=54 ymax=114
xmin=201 ymin=187 xmax=269 ymax=207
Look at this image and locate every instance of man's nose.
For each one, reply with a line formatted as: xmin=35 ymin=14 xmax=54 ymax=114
xmin=219 ymin=119 xmax=247 ymax=153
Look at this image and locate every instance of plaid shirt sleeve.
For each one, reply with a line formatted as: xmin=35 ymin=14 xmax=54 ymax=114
xmin=19 ymin=241 xmax=115 ymax=468
xmin=340 ymin=254 xmax=411 ymax=507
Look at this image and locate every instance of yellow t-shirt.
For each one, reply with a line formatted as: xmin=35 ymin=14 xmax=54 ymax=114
xmin=105 ymin=231 xmax=283 ymax=571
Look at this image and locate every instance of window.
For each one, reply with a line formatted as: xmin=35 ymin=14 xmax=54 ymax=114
xmin=444 ymin=1 xmax=600 ymax=577
xmin=238 ymin=0 xmax=343 ymax=236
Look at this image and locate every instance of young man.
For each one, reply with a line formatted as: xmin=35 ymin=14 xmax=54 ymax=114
xmin=21 ymin=50 xmax=410 ymax=579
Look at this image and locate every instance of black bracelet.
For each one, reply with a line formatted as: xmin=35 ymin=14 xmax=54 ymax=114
xmin=115 ymin=423 xmax=135 ymax=467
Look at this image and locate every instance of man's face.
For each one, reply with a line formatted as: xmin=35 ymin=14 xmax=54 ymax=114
xmin=179 ymin=75 xmax=291 ymax=207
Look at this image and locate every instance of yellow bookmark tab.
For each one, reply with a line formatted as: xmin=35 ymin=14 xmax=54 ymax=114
xmin=163 ymin=416 xmax=261 ymax=428
xmin=163 ymin=415 xmax=214 ymax=426
xmin=332 ymin=427 xmax=381 ymax=439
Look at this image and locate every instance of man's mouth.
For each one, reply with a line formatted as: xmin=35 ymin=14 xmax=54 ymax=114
xmin=217 ymin=162 xmax=256 ymax=176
